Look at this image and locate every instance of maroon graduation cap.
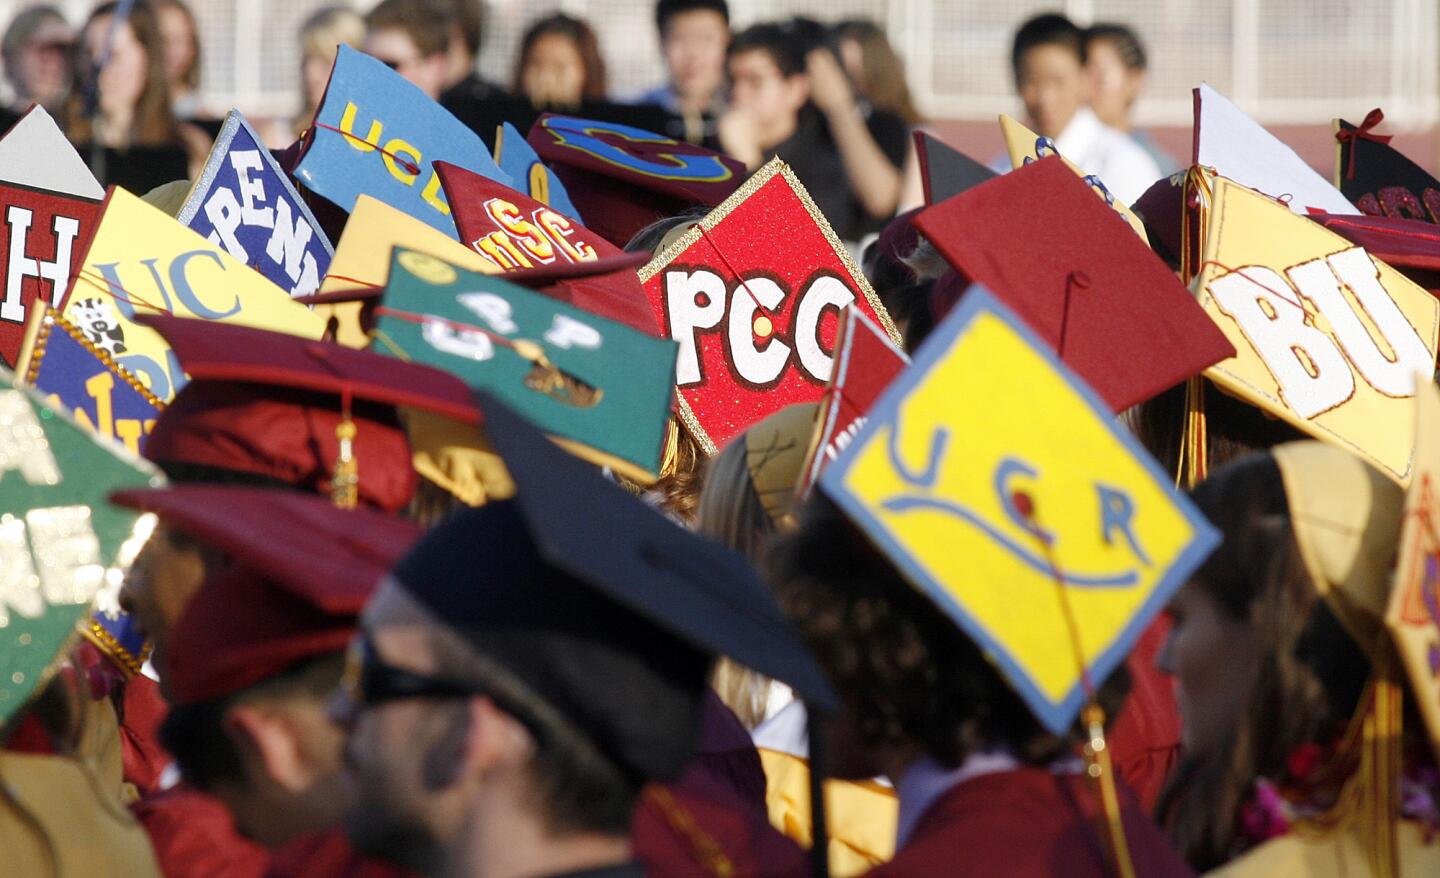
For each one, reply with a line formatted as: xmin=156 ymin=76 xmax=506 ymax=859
xmin=912 ymin=156 xmax=1236 ymax=412
xmin=527 ymin=114 xmax=747 ymax=247
xmin=1312 ymin=211 xmax=1440 ymax=295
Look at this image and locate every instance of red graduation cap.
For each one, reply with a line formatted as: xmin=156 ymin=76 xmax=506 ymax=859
xmin=434 ymin=160 xmax=659 ymax=334
xmin=140 ymin=313 xmax=479 ymax=513
xmin=527 ymin=114 xmax=747 ymax=247
xmin=913 ymin=156 xmax=1236 ymax=412
xmin=1312 ymin=211 xmax=1440 ymax=294
xmin=109 ymin=485 xmax=421 ymax=704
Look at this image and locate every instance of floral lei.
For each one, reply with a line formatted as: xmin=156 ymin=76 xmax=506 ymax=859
xmin=1237 ymin=742 xmax=1440 ymax=852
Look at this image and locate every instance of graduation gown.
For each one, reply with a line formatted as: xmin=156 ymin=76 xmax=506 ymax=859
xmin=864 ymin=768 xmax=1194 ymax=878
xmin=1107 ymin=616 xmax=1182 ymax=812
xmin=635 ymin=767 xmax=808 ymax=877
xmin=1205 ymin=821 xmax=1440 ymax=877
xmin=132 ymin=785 xmax=272 ymax=878
xmin=268 ymin=829 xmax=415 ymax=878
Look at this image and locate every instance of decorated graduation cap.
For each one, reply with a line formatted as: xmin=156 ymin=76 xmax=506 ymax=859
xmin=140 ymin=313 xmax=475 ymax=513
xmin=1388 ymin=380 xmax=1440 ymax=761
xmin=998 ymin=115 xmax=1150 ymax=241
xmin=817 ymin=287 xmax=1216 ymax=870
xmin=1190 ymin=174 xmax=1439 ymax=483
xmin=108 ymin=485 xmax=421 ymax=705
xmin=177 ymin=110 xmax=334 ymax=298
xmin=527 ymin=114 xmax=747 ymax=247
xmin=0 ymin=371 xmax=164 ymax=726
xmin=307 ymin=194 xmax=502 ymax=348
xmin=914 ymin=156 xmax=1235 ymax=413
xmin=914 ymin=130 xmax=996 ymax=206
xmin=372 ymin=248 xmax=676 ymax=482
xmin=492 ymin=121 xmax=581 ymax=222
xmin=0 ymin=180 xmax=102 ymax=368
xmin=1194 ymin=83 xmax=1359 ymax=216
xmin=637 ymin=158 xmax=898 ymax=453
xmin=60 ymin=186 xmax=326 ymax=403
xmin=798 ymin=308 xmax=908 ymax=494
xmin=0 ymin=106 xmax=103 ymax=200
xmin=392 ymin=389 xmax=836 ymax=781
xmin=16 ymin=306 xmax=163 ymax=457
xmin=1335 ymin=109 xmax=1440 ymax=224
xmin=292 ymin=45 xmax=511 ymax=237
xmin=434 ymin=160 xmax=657 ymax=333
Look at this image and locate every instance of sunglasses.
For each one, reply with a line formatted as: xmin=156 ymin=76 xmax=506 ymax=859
xmin=338 ymin=635 xmax=546 ymax=742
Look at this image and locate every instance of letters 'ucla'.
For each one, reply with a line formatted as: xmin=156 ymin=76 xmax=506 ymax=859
xmin=178 ymin=111 xmax=334 ymax=298
xmin=821 ymin=289 xmax=1218 ymax=734
xmin=294 ymin=45 xmax=512 ymax=237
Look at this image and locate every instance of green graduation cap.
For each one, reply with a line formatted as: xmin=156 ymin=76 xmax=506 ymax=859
xmin=0 ymin=368 xmax=163 ymax=726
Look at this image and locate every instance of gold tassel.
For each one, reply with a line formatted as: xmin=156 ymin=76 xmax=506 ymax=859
xmin=1178 ymin=375 xmax=1208 ymax=490
xmin=1083 ymin=704 xmax=1137 ymax=878
xmin=332 ymin=408 xmax=359 ymax=509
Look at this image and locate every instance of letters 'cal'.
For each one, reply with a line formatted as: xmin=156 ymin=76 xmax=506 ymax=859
xmin=1193 ymin=177 xmax=1439 ymax=483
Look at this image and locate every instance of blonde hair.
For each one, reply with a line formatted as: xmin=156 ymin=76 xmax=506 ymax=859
xmin=837 ymin=20 xmax=920 ymax=126
xmin=301 ymin=6 xmax=365 ymax=62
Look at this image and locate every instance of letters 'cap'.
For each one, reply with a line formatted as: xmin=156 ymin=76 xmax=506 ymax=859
xmin=392 ymin=392 xmax=836 ymax=779
xmin=914 ymin=156 xmax=1236 ymax=412
xmin=139 ymin=314 xmax=477 ymax=513
xmin=527 ymin=114 xmax=747 ymax=247
xmin=109 ymin=485 xmax=421 ymax=704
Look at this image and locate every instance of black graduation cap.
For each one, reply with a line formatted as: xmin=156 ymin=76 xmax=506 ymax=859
xmin=916 ymin=130 xmax=997 ymax=205
xmin=1336 ymin=110 xmax=1440 ymax=223
xmin=392 ymin=391 xmax=836 ymax=783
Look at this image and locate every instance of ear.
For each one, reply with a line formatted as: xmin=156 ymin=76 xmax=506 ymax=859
xmin=786 ymin=73 xmax=811 ymax=112
xmin=223 ymin=704 xmax=309 ymax=793
xmin=458 ymin=697 xmax=533 ymax=784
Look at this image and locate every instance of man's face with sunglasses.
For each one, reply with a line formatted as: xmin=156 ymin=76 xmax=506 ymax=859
xmin=364 ymin=28 xmax=448 ymax=99
xmin=331 ymin=585 xmax=471 ymax=872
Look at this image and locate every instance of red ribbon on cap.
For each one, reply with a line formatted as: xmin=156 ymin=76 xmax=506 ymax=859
xmin=1336 ymin=108 xmax=1392 ymax=181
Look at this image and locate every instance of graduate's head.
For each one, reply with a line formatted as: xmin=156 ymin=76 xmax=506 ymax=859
xmin=1010 ymin=12 xmax=1088 ymax=139
xmin=161 ymin=652 xmax=351 ymax=848
xmin=337 ymin=500 xmax=712 ymax=870
xmin=1084 ymin=23 xmax=1147 ymax=130
xmin=119 ymin=517 xmax=227 ymax=686
xmin=769 ymin=493 xmax=1129 ymax=779
xmin=727 ymin=23 xmax=809 ymax=141
xmin=656 ymin=0 xmax=729 ymax=105
xmin=364 ymin=0 xmax=454 ymax=99
xmin=1155 ymin=445 xmax=1401 ymax=870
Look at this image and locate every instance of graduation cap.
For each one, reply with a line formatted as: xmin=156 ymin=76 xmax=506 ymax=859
xmin=0 ymin=105 xmax=103 ymax=199
xmin=108 ymin=485 xmax=422 ymax=704
xmin=392 ymin=390 xmax=836 ymax=784
xmin=139 ymin=313 xmax=477 ymax=513
xmin=913 ymin=156 xmax=1236 ymax=412
xmin=1312 ymin=212 xmax=1440 ymax=294
xmin=1387 ymin=381 xmax=1440 ymax=762
xmin=914 ymin=131 xmax=997 ymax=206
xmin=434 ymin=159 xmax=659 ymax=334
xmin=527 ymin=114 xmax=748 ymax=247
xmin=0 ymin=372 xmax=163 ymax=727
xmin=1335 ymin=109 xmax=1440 ymax=223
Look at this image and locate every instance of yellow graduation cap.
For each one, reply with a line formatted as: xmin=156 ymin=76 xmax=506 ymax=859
xmin=1191 ymin=175 xmax=1439 ymax=484
xmin=998 ymin=115 xmax=1150 ymax=243
xmin=1387 ymin=378 xmax=1440 ymax=761
xmin=61 ymin=187 xmax=325 ymax=403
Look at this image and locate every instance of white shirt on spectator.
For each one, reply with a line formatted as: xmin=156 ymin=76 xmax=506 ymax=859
xmin=1053 ymin=106 xmax=1161 ymax=206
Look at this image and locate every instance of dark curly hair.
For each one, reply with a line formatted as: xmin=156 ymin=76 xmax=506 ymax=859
xmin=767 ymin=493 xmax=1128 ymax=769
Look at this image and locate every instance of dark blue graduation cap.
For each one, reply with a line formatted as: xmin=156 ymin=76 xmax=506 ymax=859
xmin=393 ymin=391 xmax=836 ymax=786
xmin=916 ymin=131 xmax=997 ymax=205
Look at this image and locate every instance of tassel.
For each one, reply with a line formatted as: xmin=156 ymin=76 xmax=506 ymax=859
xmin=332 ymin=387 xmax=359 ymax=509
xmin=1083 ymin=703 xmax=1137 ymax=878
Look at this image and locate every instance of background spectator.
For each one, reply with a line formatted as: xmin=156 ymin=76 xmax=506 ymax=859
xmin=281 ymin=5 xmax=365 ymax=142
xmin=512 ymin=13 xmax=606 ymax=109
xmin=152 ymin=0 xmax=201 ymax=120
xmin=364 ymin=0 xmax=454 ymax=100
xmin=1 ymin=5 xmax=71 ymax=120
xmin=634 ymin=0 xmax=729 ymax=142
xmin=1085 ymin=22 xmax=1178 ymax=174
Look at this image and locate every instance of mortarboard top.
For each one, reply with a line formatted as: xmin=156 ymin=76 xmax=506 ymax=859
xmin=0 ymin=371 xmax=163 ymax=726
xmin=434 ymin=160 xmax=658 ymax=334
xmin=914 ymin=130 xmax=997 ymax=206
xmin=1194 ymin=83 xmax=1359 ymax=217
xmin=492 ymin=120 xmax=582 ymax=222
xmin=1130 ymin=171 xmax=1188 ymax=268
xmin=913 ymin=156 xmax=1235 ymax=413
xmin=137 ymin=314 xmax=474 ymax=513
xmin=108 ymin=485 xmax=421 ymax=705
xmin=1334 ymin=110 xmax=1440 ymax=223
xmin=1312 ymin=212 xmax=1440 ymax=293
xmin=817 ymin=287 xmax=1220 ymax=734
xmin=1191 ymin=175 xmax=1440 ymax=484
xmin=527 ymin=114 xmax=748 ymax=247
xmin=1387 ymin=380 xmax=1440 ymax=759
xmin=0 ymin=105 xmax=103 ymax=200
xmin=391 ymin=394 xmax=836 ymax=782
